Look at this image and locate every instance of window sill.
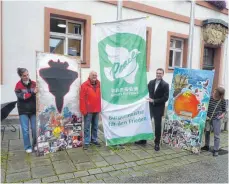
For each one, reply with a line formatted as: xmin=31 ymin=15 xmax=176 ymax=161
xmin=81 ymin=63 xmax=90 ymax=68
xmin=166 ymin=68 xmax=174 ymax=73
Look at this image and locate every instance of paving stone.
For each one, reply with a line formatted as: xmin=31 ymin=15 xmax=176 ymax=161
xmin=6 ymin=171 xmax=31 ymax=183
xmin=8 ymin=150 xmax=28 ymax=161
xmin=164 ymin=155 xmax=174 ymax=159
xmin=53 ymin=160 xmax=76 ymax=174
xmin=108 ymin=170 xmax=123 ymax=177
xmin=84 ymin=147 xmax=98 ymax=155
xmin=9 ymin=139 xmax=24 ymax=151
xmin=103 ymin=176 xmax=120 ymax=183
xmin=67 ymin=147 xmax=85 ymax=154
xmin=118 ymin=151 xmax=140 ymax=162
xmin=139 ymin=144 xmax=154 ymax=150
xmin=88 ymin=168 xmax=103 ymax=175
xmin=80 ymin=175 xmax=96 ymax=182
xmin=113 ymin=163 xmax=126 ymax=170
xmin=163 ymin=149 xmax=177 ymax=155
xmin=54 ymin=180 xmax=65 ymax=183
xmin=76 ymin=162 xmax=96 ymax=170
xmin=7 ymin=160 xmax=30 ymax=174
xmin=3 ymin=129 xmax=20 ymax=140
xmin=49 ymin=151 xmax=70 ymax=162
xmin=117 ymin=173 xmax=131 ymax=180
xmin=1 ymin=140 xmax=9 ymax=152
xmin=31 ymin=166 xmax=55 ymax=178
xmin=121 ymin=168 xmax=134 ymax=173
xmin=42 ymin=175 xmax=59 ymax=183
xmin=154 ymin=156 xmax=165 ymax=161
xmin=99 ymin=150 xmax=115 ymax=157
xmin=65 ymin=178 xmax=82 ymax=183
xmin=101 ymin=166 xmax=115 ymax=172
xmin=132 ymin=149 xmax=151 ymax=159
xmin=127 ymin=144 xmax=141 ymax=150
xmin=144 ymin=163 xmax=158 ymax=169
xmin=95 ymin=160 xmax=109 ymax=167
xmin=104 ymin=155 xmax=125 ymax=165
xmin=1 ymin=170 xmax=5 ymax=183
xmin=96 ymin=173 xmax=111 ymax=180
xmin=89 ymin=155 xmax=105 ymax=162
xmin=129 ymin=171 xmax=145 ymax=177
xmin=125 ymin=162 xmax=137 ymax=167
xmin=74 ymin=170 xmax=89 ymax=178
xmin=145 ymin=158 xmax=156 ymax=163
xmin=24 ymin=178 xmax=41 ymax=183
xmin=31 ymin=158 xmax=51 ymax=167
xmin=58 ymin=173 xmax=74 ymax=180
xmin=69 ymin=151 xmax=91 ymax=164
xmin=89 ymin=179 xmax=105 ymax=183
xmin=133 ymin=165 xmax=146 ymax=171
xmin=136 ymin=159 xmax=148 ymax=165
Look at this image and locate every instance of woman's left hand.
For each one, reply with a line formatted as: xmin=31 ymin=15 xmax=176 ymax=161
xmin=217 ymin=113 xmax=225 ymax=119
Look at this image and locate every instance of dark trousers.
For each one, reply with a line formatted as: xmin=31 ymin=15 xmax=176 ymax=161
xmin=153 ymin=114 xmax=162 ymax=145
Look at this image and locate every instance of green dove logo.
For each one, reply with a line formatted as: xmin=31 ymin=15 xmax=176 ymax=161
xmin=104 ymin=45 xmax=140 ymax=84
xmin=98 ymin=33 xmax=148 ymax=105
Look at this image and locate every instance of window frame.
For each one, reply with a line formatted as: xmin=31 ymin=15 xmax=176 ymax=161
xmin=44 ymin=7 xmax=91 ymax=68
xmin=50 ymin=16 xmax=84 ymax=58
xmin=168 ymin=37 xmax=184 ymax=69
xmin=165 ymin=31 xmax=189 ymax=73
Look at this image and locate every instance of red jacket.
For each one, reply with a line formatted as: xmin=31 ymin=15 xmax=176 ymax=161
xmin=80 ymin=79 xmax=101 ymax=115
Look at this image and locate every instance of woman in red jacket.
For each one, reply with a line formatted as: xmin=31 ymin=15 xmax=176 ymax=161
xmin=80 ymin=71 xmax=101 ymax=150
xmin=15 ymin=68 xmax=37 ymax=153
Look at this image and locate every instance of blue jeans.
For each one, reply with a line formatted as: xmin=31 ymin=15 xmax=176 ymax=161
xmin=84 ymin=113 xmax=99 ymax=145
xmin=19 ymin=114 xmax=36 ymax=150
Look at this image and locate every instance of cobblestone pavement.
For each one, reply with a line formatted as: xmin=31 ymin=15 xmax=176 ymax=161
xmin=1 ymin=119 xmax=228 ymax=183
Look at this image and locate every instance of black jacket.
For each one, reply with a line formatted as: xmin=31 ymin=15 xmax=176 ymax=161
xmin=15 ymin=80 xmax=36 ymax=115
xmin=148 ymin=79 xmax=169 ymax=117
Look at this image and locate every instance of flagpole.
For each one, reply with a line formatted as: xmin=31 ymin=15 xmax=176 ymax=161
xmin=117 ymin=0 xmax=122 ymax=20
xmin=187 ymin=0 xmax=196 ymax=69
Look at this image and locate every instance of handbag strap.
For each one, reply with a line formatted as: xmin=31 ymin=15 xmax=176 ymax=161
xmin=209 ymin=99 xmax=221 ymax=121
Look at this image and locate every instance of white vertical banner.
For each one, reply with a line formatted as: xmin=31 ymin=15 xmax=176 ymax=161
xmin=95 ymin=18 xmax=154 ymax=146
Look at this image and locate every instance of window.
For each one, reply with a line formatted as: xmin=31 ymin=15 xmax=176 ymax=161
xmin=168 ymin=38 xmax=184 ymax=69
xmin=45 ymin=8 xmax=91 ymax=67
xmin=203 ymin=47 xmax=214 ymax=70
xmin=49 ymin=17 xmax=83 ymax=57
xmin=165 ymin=32 xmax=188 ymax=73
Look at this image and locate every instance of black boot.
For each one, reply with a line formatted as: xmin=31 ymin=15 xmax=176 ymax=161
xmin=154 ymin=144 xmax=160 ymax=151
xmin=201 ymin=145 xmax=210 ymax=151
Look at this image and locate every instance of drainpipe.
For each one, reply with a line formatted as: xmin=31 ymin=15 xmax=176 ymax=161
xmin=187 ymin=0 xmax=196 ymax=69
xmin=117 ymin=0 xmax=122 ymax=20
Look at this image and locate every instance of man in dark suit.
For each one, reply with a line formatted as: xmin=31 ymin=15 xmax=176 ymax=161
xmin=135 ymin=68 xmax=169 ymax=151
xmin=148 ymin=68 xmax=169 ymax=151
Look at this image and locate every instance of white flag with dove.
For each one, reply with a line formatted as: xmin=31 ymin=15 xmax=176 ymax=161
xmin=95 ymin=18 xmax=153 ymax=146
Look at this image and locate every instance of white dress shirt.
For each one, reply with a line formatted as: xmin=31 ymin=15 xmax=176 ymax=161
xmin=154 ymin=80 xmax=161 ymax=92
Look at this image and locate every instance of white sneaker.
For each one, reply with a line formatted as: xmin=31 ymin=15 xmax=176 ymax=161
xmin=26 ymin=149 xmax=32 ymax=153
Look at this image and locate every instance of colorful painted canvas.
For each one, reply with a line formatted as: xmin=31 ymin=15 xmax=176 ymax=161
xmin=162 ymin=68 xmax=214 ymax=153
xmin=36 ymin=52 xmax=82 ymax=156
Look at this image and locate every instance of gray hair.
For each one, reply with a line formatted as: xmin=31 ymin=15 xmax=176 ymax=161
xmin=17 ymin=68 xmax=28 ymax=77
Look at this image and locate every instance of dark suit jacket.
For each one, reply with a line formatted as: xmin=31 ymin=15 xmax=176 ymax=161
xmin=148 ymin=79 xmax=169 ymax=117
